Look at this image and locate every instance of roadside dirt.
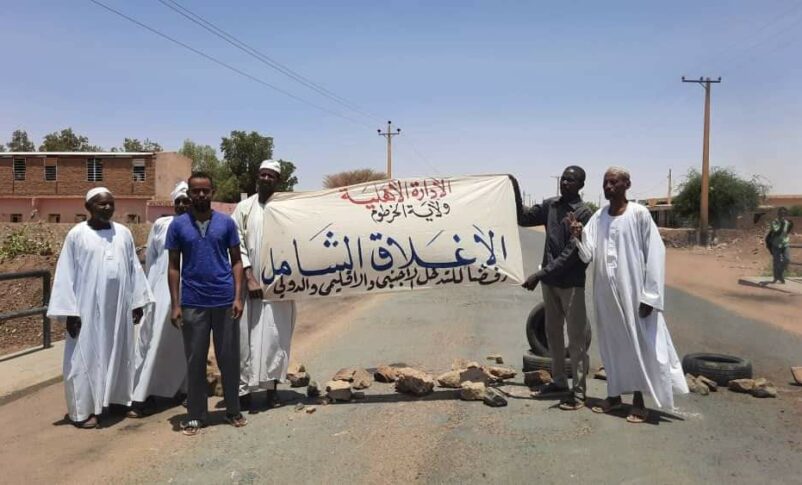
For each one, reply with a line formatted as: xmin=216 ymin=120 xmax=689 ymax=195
xmin=666 ymin=241 xmax=802 ymax=336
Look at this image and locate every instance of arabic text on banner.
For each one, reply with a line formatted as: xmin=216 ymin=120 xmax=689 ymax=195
xmin=259 ymin=175 xmax=524 ymax=300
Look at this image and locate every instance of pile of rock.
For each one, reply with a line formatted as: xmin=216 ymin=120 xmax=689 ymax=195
xmin=286 ymin=363 xmax=311 ymax=388
xmin=728 ymin=378 xmax=777 ymax=398
xmin=685 ymin=374 xmax=718 ymax=395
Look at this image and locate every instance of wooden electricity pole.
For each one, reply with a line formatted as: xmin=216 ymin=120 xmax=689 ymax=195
xmin=377 ymin=121 xmax=401 ymax=179
xmin=682 ymin=76 xmax=721 ymax=244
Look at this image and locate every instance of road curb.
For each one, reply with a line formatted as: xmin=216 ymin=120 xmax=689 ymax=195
xmin=0 ymin=374 xmax=63 ymax=406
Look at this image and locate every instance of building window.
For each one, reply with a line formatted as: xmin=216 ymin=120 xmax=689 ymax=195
xmin=10 ymin=214 xmax=22 ymax=223
xmin=132 ymin=159 xmax=146 ymax=182
xmin=75 ymin=214 xmax=87 ymax=222
xmin=13 ymin=158 xmax=25 ymax=181
xmin=48 ymin=214 xmax=61 ymax=223
xmin=44 ymin=165 xmax=57 ymax=182
xmin=87 ymin=158 xmax=103 ymax=182
xmin=126 ymin=214 xmax=141 ymax=224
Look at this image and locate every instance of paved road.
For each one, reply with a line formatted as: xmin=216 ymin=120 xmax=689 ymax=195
xmin=128 ymin=229 xmax=802 ymax=484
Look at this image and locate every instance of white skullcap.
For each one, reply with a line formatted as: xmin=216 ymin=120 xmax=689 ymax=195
xmin=171 ymin=181 xmax=189 ymax=201
xmin=259 ymin=159 xmax=281 ymax=174
xmin=85 ymin=187 xmax=111 ymax=202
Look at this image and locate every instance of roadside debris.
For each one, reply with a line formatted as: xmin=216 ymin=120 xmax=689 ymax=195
xmin=294 ymin=402 xmax=306 ymax=412
xmin=333 ymin=368 xmax=357 ymax=382
xmin=436 ymin=366 xmax=494 ymax=388
xmin=351 ymin=369 xmax=373 ymax=390
xmin=524 ymin=370 xmax=552 ymax=388
xmin=686 ymin=374 xmax=710 ymax=395
xmin=791 ymin=366 xmax=802 ymax=385
xmin=287 ymin=363 xmax=311 ymax=388
xmin=307 ymin=381 xmax=320 ymax=398
xmin=696 ymin=375 xmax=718 ymax=391
xmin=486 ymin=366 xmax=517 ymax=380
xmin=728 ymin=378 xmax=778 ymax=398
xmin=486 ymin=354 xmax=504 ymax=364
xmin=305 ymin=406 xmax=317 ymax=414
xmin=483 ymin=388 xmax=508 ymax=407
xmin=374 ymin=365 xmax=398 ymax=383
xmin=593 ymin=366 xmax=607 ymax=381
xmin=394 ymin=367 xmax=435 ymax=396
xmin=325 ymin=380 xmax=353 ymax=402
xmin=459 ymin=381 xmax=486 ymax=401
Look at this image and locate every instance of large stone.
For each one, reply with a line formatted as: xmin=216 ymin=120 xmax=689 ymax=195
xmin=751 ymin=378 xmax=778 ymax=398
xmin=461 ymin=366 xmax=495 ymax=384
xmin=307 ymin=381 xmax=321 ymax=398
xmin=460 ymin=381 xmax=486 ymax=401
xmin=436 ymin=370 xmax=463 ymax=388
xmin=791 ymin=366 xmax=802 ymax=385
xmin=351 ymin=369 xmax=373 ymax=390
xmin=333 ymin=368 xmax=357 ymax=382
xmin=486 ymin=366 xmax=517 ymax=380
xmin=728 ymin=378 xmax=756 ymax=393
xmin=686 ymin=374 xmax=709 ymax=395
xmin=394 ymin=368 xmax=435 ymax=396
xmin=325 ymin=380 xmax=353 ymax=402
xmin=524 ymin=370 xmax=553 ymax=387
xmin=374 ymin=366 xmax=398 ymax=383
xmin=483 ymin=387 xmax=508 ymax=407
xmin=696 ymin=375 xmax=718 ymax=392
xmin=288 ymin=371 xmax=311 ymax=388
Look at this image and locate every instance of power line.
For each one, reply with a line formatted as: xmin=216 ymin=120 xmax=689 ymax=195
xmin=89 ymin=0 xmax=370 ymax=128
xmin=157 ymin=0 xmax=381 ymax=123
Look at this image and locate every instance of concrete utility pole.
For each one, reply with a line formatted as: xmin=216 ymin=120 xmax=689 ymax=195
xmin=667 ymin=169 xmax=672 ymax=206
xmin=377 ymin=120 xmax=401 ymax=179
xmin=682 ymin=76 xmax=721 ymax=245
xmin=551 ymin=175 xmax=561 ymax=196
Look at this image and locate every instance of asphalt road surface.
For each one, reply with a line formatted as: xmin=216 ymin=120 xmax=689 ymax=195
xmin=2 ymin=229 xmax=800 ymax=484
xmin=129 ymin=228 xmax=802 ymax=484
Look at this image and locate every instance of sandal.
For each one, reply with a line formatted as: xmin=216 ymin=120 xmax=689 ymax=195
xmin=531 ymin=382 xmax=570 ymax=397
xmin=626 ymin=408 xmax=649 ymax=424
xmin=591 ymin=397 xmax=623 ymax=414
xmin=180 ymin=419 xmax=203 ymax=436
xmin=225 ymin=413 xmax=248 ymax=428
xmin=70 ymin=414 xmax=98 ymax=429
xmin=558 ymin=396 xmax=584 ymax=411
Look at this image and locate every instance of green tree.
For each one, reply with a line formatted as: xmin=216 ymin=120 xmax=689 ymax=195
xmin=220 ymin=130 xmax=274 ymax=195
xmin=114 ymin=138 xmax=163 ymax=152
xmin=39 ymin=128 xmax=101 ymax=152
xmin=179 ymin=139 xmax=240 ymax=202
xmin=6 ymin=129 xmax=36 ymax=151
xmin=672 ymin=167 xmax=769 ymax=228
xmin=323 ymin=168 xmax=386 ymax=189
xmin=584 ymin=200 xmax=599 ymax=214
xmin=276 ymin=159 xmax=298 ymax=192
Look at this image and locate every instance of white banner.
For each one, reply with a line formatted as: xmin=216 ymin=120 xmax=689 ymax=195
xmin=259 ymin=175 xmax=524 ymax=300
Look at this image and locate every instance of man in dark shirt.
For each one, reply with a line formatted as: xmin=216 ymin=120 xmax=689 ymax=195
xmin=515 ymin=166 xmax=593 ymax=410
xmin=167 ymin=171 xmax=246 ymax=435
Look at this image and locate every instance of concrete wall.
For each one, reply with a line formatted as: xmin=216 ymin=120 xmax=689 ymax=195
xmin=154 ymin=152 xmax=192 ymax=200
xmin=0 ymin=197 xmax=148 ymax=223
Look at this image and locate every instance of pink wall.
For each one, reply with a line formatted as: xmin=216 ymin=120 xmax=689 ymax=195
xmin=0 ymin=197 xmax=148 ymax=223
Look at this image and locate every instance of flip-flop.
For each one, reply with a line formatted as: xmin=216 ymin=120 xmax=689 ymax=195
xmin=225 ymin=413 xmax=248 ymax=428
xmin=180 ymin=419 xmax=203 ymax=436
xmin=559 ymin=398 xmax=584 ymax=411
xmin=591 ymin=399 xmax=623 ymax=414
xmin=626 ymin=409 xmax=649 ymax=423
xmin=70 ymin=414 xmax=98 ymax=429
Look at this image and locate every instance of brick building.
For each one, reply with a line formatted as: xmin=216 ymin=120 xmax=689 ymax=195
xmin=0 ymin=151 xmax=192 ymax=223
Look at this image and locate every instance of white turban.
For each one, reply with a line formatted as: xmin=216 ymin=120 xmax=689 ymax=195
xmin=171 ymin=181 xmax=189 ymax=201
xmin=85 ymin=187 xmax=111 ymax=202
xmin=259 ymin=159 xmax=281 ymax=174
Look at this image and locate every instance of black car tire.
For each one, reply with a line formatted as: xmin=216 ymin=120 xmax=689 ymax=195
xmin=682 ymin=353 xmax=753 ymax=386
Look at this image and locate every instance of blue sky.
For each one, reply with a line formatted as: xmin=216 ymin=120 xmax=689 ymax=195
xmin=2 ymin=0 xmax=801 ymax=203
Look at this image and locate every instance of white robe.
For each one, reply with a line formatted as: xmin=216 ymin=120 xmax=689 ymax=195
xmin=132 ymin=216 xmax=187 ymax=401
xmin=233 ymin=195 xmax=296 ymax=393
xmin=48 ymin=222 xmax=153 ymax=421
xmin=577 ymin=203 xmax=688 ymax=409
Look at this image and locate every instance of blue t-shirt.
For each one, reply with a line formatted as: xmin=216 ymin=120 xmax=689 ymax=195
xmin=165 ymin=211 xmax=240 ymax=308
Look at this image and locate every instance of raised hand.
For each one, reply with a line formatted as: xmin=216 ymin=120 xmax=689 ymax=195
xmin=565 ymin=211 xmax=583 ymax=239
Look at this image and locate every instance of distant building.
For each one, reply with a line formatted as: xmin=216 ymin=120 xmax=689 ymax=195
xmin=637 ymin=196 xmax=677 ymax=228
xmin=0 ymin=151 xmax=191 ymax=223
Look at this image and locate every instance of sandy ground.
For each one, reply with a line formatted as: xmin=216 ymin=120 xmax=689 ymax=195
xmin=666 ymin=247 xmax=802 ymax=336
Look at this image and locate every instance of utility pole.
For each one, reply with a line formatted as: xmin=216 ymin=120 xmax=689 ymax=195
xmin=551 ymin=175 xmax=561 ymax=196
xmin=377 ymin=120 xmax=401 ymax=179
xmin=682 ymin=76 xmax=721 ymax=245
xmin=667 ymin=169 xmax=672 ymax=205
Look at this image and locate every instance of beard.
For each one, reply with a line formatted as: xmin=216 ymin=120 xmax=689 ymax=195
xmin=192 ymin=199 xmax=212 ymax=212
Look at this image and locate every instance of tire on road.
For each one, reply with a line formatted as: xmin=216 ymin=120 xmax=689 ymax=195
xmin=682 ymin=353 xmax=753 ymax=386
xmin=522 ymin=349 xmax=574 ymax=377
xmin=525 ymin=304 xmax=591 ymax=358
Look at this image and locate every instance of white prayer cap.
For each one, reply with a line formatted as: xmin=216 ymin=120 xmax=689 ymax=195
xmin=85 ymin=187 xmax=112 ymax=202
xmin=171 ymin=181 xmax=189 ymax=201
xmin=259 ymin=159 xmax=281 ymax=174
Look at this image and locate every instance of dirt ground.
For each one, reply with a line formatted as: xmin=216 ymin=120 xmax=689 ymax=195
xmin=665 ymin=229 xmax=802 ymax=336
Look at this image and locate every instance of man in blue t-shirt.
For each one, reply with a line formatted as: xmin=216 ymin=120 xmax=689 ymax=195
xmin=166 ymin=171 xmax=246 ymax=435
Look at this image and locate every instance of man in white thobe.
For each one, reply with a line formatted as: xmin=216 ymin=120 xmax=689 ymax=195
xmin=571 ymin=167 xmax=688 ymax=423
xmin=233 ymin=160 xmax=296 ymax=413
xmin=48 ymin=187 xmax=153 ymax=428
xmin=130 ymin=182 xmax=192 ymax=415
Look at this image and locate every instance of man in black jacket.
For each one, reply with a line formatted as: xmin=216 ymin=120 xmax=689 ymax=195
xmin=515 ymin=166 xmax=593 ymax=410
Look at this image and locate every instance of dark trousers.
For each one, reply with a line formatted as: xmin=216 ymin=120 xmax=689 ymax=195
xmin=772 ymin=247 xmax=790 ymax=282
xmin=182 ymin=306 xmax=240 ymax=422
